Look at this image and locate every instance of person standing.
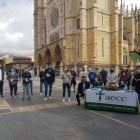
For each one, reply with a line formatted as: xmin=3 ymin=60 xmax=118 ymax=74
xmin=7 ymin=68 xmax=18 ymax=98
xmin=12 ymin=65 xmax=19 ymax=95
xmin=0 ymin=64 xmax=5 ymax=98
xmin=79 ymin=67 xmax=88 ymax=79
xmin=93 ymin=71 xmax=103 ymax=87
xmin=44 ymin=64 xmax=55 ymax=100
xmin=22 ymin=68 xmax=31 ymax=100
xmin=107 ymin=68 xmax=118 ymax=86
xmin=88 ymin=68 xmax=96 ymax=86
xmin=76 ymin=76 xmax=90 ymax=106
xmin=119 ymin=71 xmax=128 ymax=89
xmin=40 ymin=67 xmax=46 ymax=96
xmin=100 ymin=68 xmax=108 ymax=86
xmin=28 ymin=67 xmax=34 ymax=95
xmin=134 ymin=65 xmax=140 ymax=100
xmin=61 ymin=66 xmax=72 ymax=103
xmin=70 ymin=67 xmax=77 ymax=93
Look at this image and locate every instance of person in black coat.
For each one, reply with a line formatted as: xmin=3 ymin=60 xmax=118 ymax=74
xmin=44 ymin=64 xmax=55 ymax=100
xmin=134 ymin=65 xmax=140 ymax=100
xmin=76 ymin=76 xmax=90 ymax=106
xmin=0 ymin=64 xmax=5 ymax=97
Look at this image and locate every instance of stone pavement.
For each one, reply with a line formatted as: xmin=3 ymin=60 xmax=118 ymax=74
xmin=0 ymin=77 xmax=140 ymax=140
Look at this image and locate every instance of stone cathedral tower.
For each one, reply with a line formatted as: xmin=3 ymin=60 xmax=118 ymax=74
xmin=34 ymin=0 xmax=140 ymax=75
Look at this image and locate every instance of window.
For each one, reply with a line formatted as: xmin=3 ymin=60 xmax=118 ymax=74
xmin=77 ymin=19 xmax=80 ymax=29
xmin=102 ymin=38 xmax=104 ymax=57
xmin=123 ymin=47 xmax=127 ymax=65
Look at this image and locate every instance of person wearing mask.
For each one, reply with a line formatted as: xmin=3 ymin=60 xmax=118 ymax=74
xmin=61 ymin=66 xmax=72 ymax=103
xmin=76 ymin=76 xmax=90 ymax=106
xmin=126 ymin=69 xmax=136 ymax=90
xmin=70 ymin=67 xmax=77 ymax=93
xmin=119 ymin=71 xmax=128 ymax=89
xmin=100 ymin=68 xmax=108 ymax=86
xmin=7 ymin=67 xmax=18 ymax=98
xmin=28 ymin=67 xmax=34 ymax=95
xmin=134 ymin=65 xmax=140 ymax=100
xmin=0 ymin=64 xmax=6 ymax=98
xmin=40 ymin=67 xmax=46 ymax=96
xmin=44 ymin=64 xmax=55 ymax=100
xmin=88 ymin=68 xmax=96 ymax=86
xmin=107 ymin=68 xmax=118 ymax=86
xmin=11 ymin=65 xmax=19 ymax=95
xmin=118 ymin=68 xmax=124 ymax=77
xmin=22 ymin=67 xmax=31 ymax=100
xmin=79 ymin=67 xmax=88 ymax=79
xmin=93 ymin=71 xmax=103 ymax=87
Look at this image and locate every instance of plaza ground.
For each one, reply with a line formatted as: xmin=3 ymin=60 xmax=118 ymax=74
xmin=0 ymin=77 xmax=140 ymax=140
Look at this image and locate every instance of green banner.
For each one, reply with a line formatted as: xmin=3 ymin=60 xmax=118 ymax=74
xmin=85 ymin=102 xmax=138 ymax=114
xmin=130 ymin=51 xmax=140 ymax=68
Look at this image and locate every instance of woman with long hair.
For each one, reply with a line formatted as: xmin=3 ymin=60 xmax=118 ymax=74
xmin=61 ymin=66 xmax=72 ymax=103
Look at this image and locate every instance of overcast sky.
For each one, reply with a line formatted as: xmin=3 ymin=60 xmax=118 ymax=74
xmin=0 ymin=0 xmax=140 ymax=57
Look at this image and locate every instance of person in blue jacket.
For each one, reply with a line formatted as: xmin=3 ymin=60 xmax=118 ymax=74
xmin=88 ymin=68 xmax=96 ymax=86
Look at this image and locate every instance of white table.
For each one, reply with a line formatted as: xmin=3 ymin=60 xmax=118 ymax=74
xmin=85 ymin=89 xmax=139 ymax=114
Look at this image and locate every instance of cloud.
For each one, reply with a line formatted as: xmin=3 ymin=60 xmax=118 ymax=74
xmin=0 ymin=0 xmax=34 ymax=57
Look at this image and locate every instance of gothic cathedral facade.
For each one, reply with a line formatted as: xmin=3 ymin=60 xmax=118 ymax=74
xmin=34 ymin=0 xmax=140 ymax=75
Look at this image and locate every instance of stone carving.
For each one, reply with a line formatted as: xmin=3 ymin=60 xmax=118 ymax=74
xmin=51 ymin=8 xmax=59 ymax=28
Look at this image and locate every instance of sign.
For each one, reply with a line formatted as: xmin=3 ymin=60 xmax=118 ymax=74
xmin=86 ymin=90 xmax=138 ymax=113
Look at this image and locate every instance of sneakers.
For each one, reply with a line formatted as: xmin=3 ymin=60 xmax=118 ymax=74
xmin=14 ymin=96 xmax=16 ymax=99
xmin=43 ymin=97 xmax=47 ymax=101
xmin=62 ymin=98 xmax=65 ymax=103
xmin=40 ymin=93 xmax=42 ymax=95
xmin=22 ymin=97 xmax=24 ymax=100
xmin=68 ymin=98 xmax=71 ymax=103
xmin=10 ymin=96 xmax=12 ymax=99
xmin=28 ymin=97 xmax=31 ymax=100
xmin=1 ymin=95 xmax=4 ymax=98
xmin=49 ymin=97 xmax=52 ymax=100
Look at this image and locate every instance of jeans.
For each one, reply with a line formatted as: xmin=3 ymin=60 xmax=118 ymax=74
xmin=0 ymin=81 xmax=3 ymax=96
xmin=29 ymin=80 xmax=33 ymax=93
xmin=9 ymin=84 xmax=16 ymax=96
xmin=15 ymin=83 xmax=17 ymax=93
xmin=45 ymin=82 xmax=53 ymax=97
xmin=63 ymin=83 xmax=71 ymax=98
xmin=40 ymin=81 xmax=47 ymax=95
xmin=23 ymin=83 xmax=30 ymax=98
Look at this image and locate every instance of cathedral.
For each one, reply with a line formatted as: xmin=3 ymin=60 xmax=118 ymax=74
xmin=34 ymin=0 xmax=140 ymax=75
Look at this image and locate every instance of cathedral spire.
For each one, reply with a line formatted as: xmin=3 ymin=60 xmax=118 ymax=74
xmin=131 ymin=4 xmax=134 ymax=17
xmin=127 ymin=5 xmax=129 ymax=17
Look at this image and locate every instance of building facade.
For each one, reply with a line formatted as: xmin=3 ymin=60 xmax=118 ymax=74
xmin=34 ymin=0 xmax=140 ymax=75
xmin=0 ymin=55 xmax=34 ymax=73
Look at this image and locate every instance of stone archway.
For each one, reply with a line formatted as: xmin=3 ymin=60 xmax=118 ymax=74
xmin=44 ymin=49 xmax=52 ymax=66
xmin=54 ymin=45 xmax=62 ymax=75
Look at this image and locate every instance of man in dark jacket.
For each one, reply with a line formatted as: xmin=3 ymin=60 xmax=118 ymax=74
xmin=76 ymin=76 xmax=90 ymax=106
xmin=44 ymin=64 xmax=55 ymax=100
xmin=100 ymin=68 xmax=108 ymax=86
xmin=0 ymin=64 xmax=5 ymax=98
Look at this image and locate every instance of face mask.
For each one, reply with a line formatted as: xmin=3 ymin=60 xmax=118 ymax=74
xmin=11 ymin=70 xmax=14 ymax=72
xmin=71 ymin=69 xmax=73 ymax=71
xmin=48 ymin=66 xmax=52 ymax=69
xmin=137 ymin=70 xmax=140 ymax=73
xmin=64 ymin=68 xmax=67 ymax=71
xmin=42 ymin=69 xmax=45 ymax=71
xmin=110 ymin=70 xmax=113 ymax=73
xmin=82 ymin=80 xmax=86 ymax=83
xmin=25 ymin=70 xmax=28 ymax=72
xmin=13 ymin=66 xmax=15 ymax=68
xmin=131 ymin=72 xmax=134 ymax=75
xmin=28 ymin=68 xmax=31 ymax=70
